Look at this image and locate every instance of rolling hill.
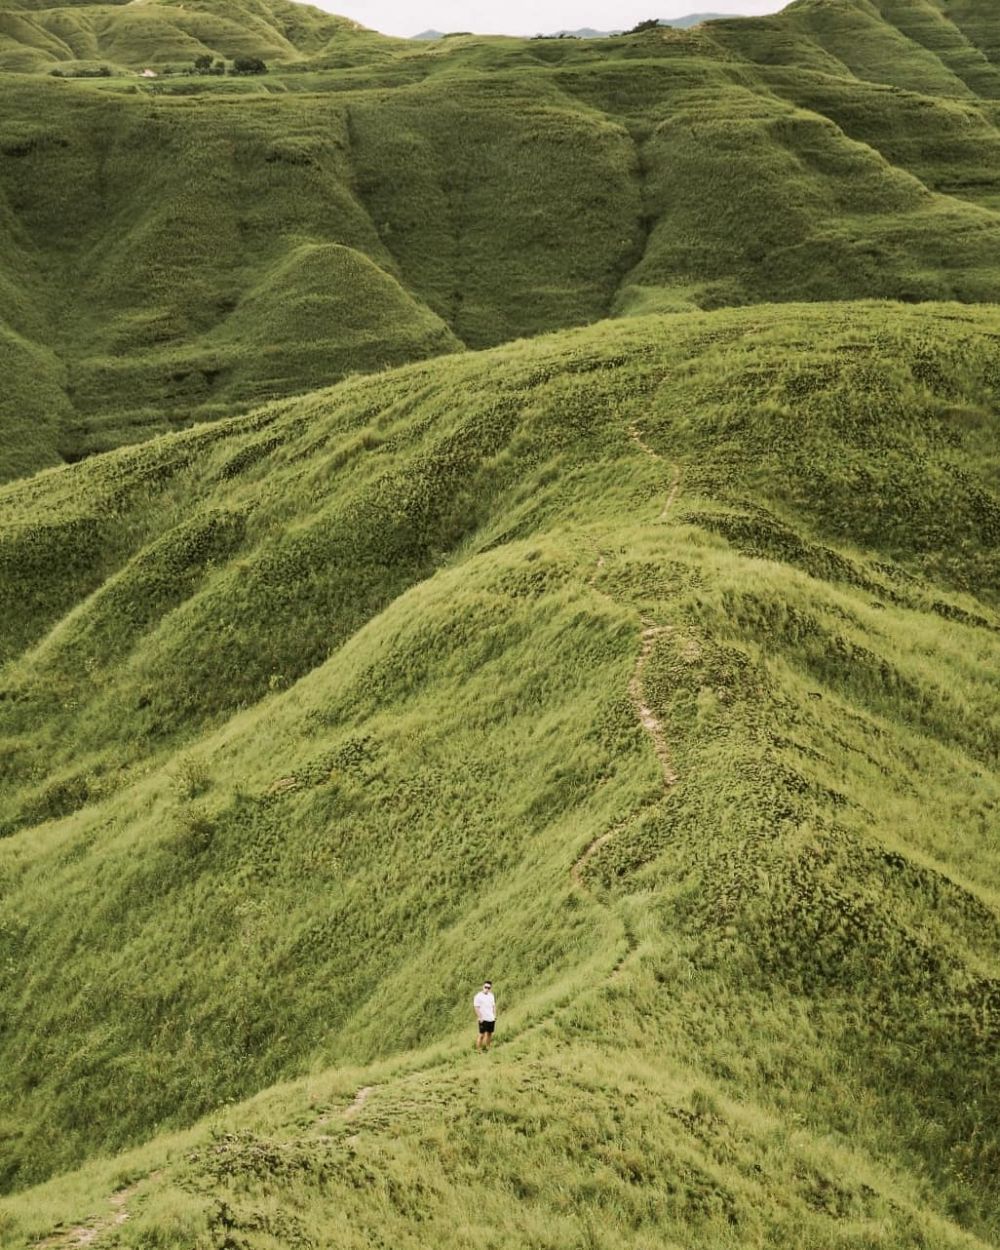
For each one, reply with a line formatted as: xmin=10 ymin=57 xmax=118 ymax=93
xmin=0 ymin=0 xmax=397 ymax=72
xmin=3 ymin=0 xmax=1000 ymax=481
xmin=0 ymin=2 xmax=999 ymax=1248
xmin=0 ymin=301 xmax=998 ymax=1248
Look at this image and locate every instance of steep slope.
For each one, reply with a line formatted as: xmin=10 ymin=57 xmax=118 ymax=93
xmin=203 ymin=242 xmax=461 ymax=408
xmin=0 ymin=187 xmax=68 ymax=476
xmin=344 ymin=76 xmax=643 ymax=345
xmin=0 ymin=304 xmax=997 ymax=1246
xmin=0 ymin=77 xmax=470 ymax=473
xmin=780 ymin=0 xmax=978 ymax=96
xmin=0 ymin=324 xmax=70 ymax=477
xmin=868 ymin=0 xmax=1000 ymax=96
xmin=5 ymin=0 xmax=1000 ymax=480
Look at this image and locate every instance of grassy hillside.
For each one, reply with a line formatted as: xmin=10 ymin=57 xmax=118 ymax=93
xmin=0 ymin=302 xmax=997 ymax=1248
xmin=0 ymin=0 xmax=396 ymax=72
xmin=1 ymin=3 xmax=998 ymax=1246
xmin=6 ymin=0 xmax=1000 ymax=480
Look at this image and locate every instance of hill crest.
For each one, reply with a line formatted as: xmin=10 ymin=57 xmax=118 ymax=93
xmin=0 ymin=2 xmax=999 ymax=1238
xmin=0 ymin=302 xmax=997 ymax=1245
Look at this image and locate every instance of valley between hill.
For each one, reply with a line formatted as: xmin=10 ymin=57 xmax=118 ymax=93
xmin=0 ymin=1 xmax=999 ymax=1247
xmin=5 ymin=0 xmax=1000 ymax=479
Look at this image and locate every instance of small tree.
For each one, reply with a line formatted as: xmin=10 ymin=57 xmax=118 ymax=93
xmin=627 ymin=18 xmax=660 ymax=33
xmin=193 ymin=53 xmax=213 ymax=72
xmin=232 ymin=56 xmax=267 ymax=74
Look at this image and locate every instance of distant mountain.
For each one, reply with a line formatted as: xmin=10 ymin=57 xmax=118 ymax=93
xmin=550 ymin=27 xmax=619 ymax=37
xmin=552 ymin=14 xmax=738 ymax=37
xmin=408 ymin=14 xmax=740 ymax=40
xmin=663 ymin=12 xmax=735 ymax=27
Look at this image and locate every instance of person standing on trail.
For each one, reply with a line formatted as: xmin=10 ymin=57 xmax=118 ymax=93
xmin=474 ymin=980 xmax=496 ymax=1050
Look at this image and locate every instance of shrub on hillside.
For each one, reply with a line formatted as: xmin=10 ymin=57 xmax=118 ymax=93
xmin=192 ymin=54 xmax=226 ymax=76
xmin=52 ymin=64 xmax=113 ymax=78
xmin=627 ymin=18 xmax=660 ymax=34
xmin=232 ymin=57 xmax=267 ymax=75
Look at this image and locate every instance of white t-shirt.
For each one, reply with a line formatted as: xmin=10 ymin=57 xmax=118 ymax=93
xmin=474 ymin=990 xmax=496 ymax=1022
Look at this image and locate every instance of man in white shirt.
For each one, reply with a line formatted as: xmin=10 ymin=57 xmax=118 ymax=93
xmin=473 ymin=980 xmax=496 ymax=1050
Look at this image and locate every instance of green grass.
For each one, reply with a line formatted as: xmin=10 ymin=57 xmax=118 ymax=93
xmin=0 ymin=0 xmax=400 ymax=73
xmin=0 ymin=302 xmax=997 ymax=1247
xmin=0 ymin=5 xmax=999 ymax=1244
xmin=5 ymin=0 xmax=1000 ymax=478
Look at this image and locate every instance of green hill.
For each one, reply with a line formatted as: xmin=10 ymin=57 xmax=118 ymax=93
xmin=1 ymin=5 xmax=1000 ymax=1245
xmin=0 ymin=0 xmax=395 ymax=71
xmin=0 ymin=302 xmax=998 ymax=1249
xmin=6 ymin=0 xmax=1000 ymax=480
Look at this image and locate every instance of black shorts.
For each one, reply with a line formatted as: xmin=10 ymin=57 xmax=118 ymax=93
xmin=478 ymin=1020 xmax=495 ymax=1034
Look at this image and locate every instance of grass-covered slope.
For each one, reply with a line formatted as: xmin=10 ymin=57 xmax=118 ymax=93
xmin=0 ymin=69 xmax=644 ymax=478
xmin=8 ymin=0 xmax=1000 ymax=480
xmin=0 ymin=0 xmax=395 ymax=73
xmin=0 ymin=303 xmax=997 ymax=1247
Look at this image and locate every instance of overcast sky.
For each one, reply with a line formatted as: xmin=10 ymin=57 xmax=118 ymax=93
xmin=319 ymin=1 xmax=791 ymax=38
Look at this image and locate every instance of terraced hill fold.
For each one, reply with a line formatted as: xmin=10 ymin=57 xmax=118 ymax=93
xmin=0 ymin=303 xmax=997 ymax=1248
xmin=6 ymin=0 xmax=1000 ymax=480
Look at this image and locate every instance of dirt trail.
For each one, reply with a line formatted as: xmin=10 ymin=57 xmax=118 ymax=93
xmin=624 ymin=422 xmax=681 ymax=784
xmin=629 ymin=624 xmax=679 ymax=787
xmin=570 ymin=828 xmax=617 ymax=889
xmin=342 ymin=1086 xmax=374 ymax=1120
xmin=571 ymin=625 xmax=680 ymax=889
xmin=628 ymin=422 xmax=682 ymax=520
xmin=572 ymin=422 xmax=682 ymax=892
xmin=34 ymin=1182 xmax=143 ymax=1250
xmin=661 ymin=466 xmax=683 ymax=519
xmin=314 ymin=1083 xmax=376 ymax=1148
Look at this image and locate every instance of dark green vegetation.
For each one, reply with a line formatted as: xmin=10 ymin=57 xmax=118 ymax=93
xmin=2 ymin=1 xmax=1000 ymax=1246
xmin=7 ymin=0 xmax=1000 ymax=480
xmin=0 ymin=303 xmax=998 ymax=1247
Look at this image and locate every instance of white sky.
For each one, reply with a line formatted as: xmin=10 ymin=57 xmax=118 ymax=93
xmin=318 ymin=1 xmax=791 ymax=38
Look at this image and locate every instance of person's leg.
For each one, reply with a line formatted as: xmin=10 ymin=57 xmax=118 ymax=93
xmin=476 ymin=1025 xmax=484 ymax=1050
xmin=483 ymin=1023 xmax=494 ymax=1049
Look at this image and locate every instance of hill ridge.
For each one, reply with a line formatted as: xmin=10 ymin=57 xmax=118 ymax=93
xmin=0 ymin=304 xmax=997 ymax=1245
xmin=0 ymin=6 xmax=999 ymax=1245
